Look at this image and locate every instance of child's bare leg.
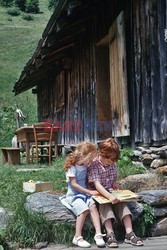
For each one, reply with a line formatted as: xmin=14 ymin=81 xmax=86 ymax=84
xmin=75 ymin=210 xmax=89 ymax=237
xmin=104 ymin=219 xmax=114 ymax=235
xmin=122 ymin=214 xmax=132 ymax=234
xmin=89 ymin=204 xmax=101 ymax=234
xmin=123 ymin=215 xmax=143 ymax=246
xmin=104 ymin=219 xmax=118 ymax=248
xmin=89 ymin=204 xmax=105 ymax=247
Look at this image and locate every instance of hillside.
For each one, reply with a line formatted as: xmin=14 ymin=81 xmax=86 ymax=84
xmin=0 ymin=0 xmax=52 ymax=146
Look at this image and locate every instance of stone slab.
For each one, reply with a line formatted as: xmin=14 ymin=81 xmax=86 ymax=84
xmin=19 ymin=235 xmax=167 ymax=250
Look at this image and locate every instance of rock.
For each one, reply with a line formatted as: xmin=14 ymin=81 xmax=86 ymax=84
xmin=153 ymin=207 xmax=167 ymax=217
xmin=133 ymin=150 xmax=142 ymax=158
xmin=0 ymin=207 xmax=9 ymax=227
xmin=132 ymin=161 xmax=147 ymax=171
xmin=17 ymin=168 xmax=46 ymax=172
xmin=149 ymin=145 xmax=167 ymax=158
xmin=141 ymin=154 xmax=153 ymax=165
xmin=128 ymin=202 xmax=144 ymax=220
xmin=150 ymin=217 xmax=167 ymax=236
xmin=119 ymin=173 xmax=164 ymax=192
xmin=150 ymin=159 xmax=167 ymax=169
xmin=150 ymin=145 xmax=167 ymax=153
xmin=138 ymin=190 xmax=167 ymax=206
xmin=25 ymin=192 xmax=76 ymax=226
xmin=155 ymin=166 xmax=167 ymax=175
xmin=25 ymin=192 xmax=144 ymax=227
xmin=136 ymin=147 xmax=151 ymax=154
xmin=35 ymin=242 xmax=48 ymax=249
xmin=151 ymin=154 xmax=160 ymax=159
xmin=157 ymin=151 xmax=167 ymax=158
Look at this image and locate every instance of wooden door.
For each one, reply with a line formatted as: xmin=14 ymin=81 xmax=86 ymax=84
xmin=109 ymin=11 xmax=130 ymax=137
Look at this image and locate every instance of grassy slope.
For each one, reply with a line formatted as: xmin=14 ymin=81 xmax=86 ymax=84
xmin=0 ymin=1 xmax=52 ymax=145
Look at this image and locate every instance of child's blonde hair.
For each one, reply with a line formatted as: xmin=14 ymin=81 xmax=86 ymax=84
xmin=64 ymin=142 xmax=97 ymax=172
xmin=98 ymin=138 xmax=119 ymax=162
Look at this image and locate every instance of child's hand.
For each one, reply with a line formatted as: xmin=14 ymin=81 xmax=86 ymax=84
xmin=112 ymin=182 xmax=120 ymax=190
xmin=89 ymin=190 xmax=99 ymax=196
xmin=108 ymin=194 xmax=119 ymax=204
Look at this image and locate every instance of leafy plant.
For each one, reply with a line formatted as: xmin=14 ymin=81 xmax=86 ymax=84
xmin=15 ymin=0 xmax=26 ymax=11
xmin=133 ymin=204 xmax=155 ymax=237
xmin=25 ymin=0 xmax=39 ymax=14
xmin=22 ymin=13 xmax=34 ymax=20
xmin=6 ymin=6 xmax=20 ymax=15
xmin=0 ymin=0 xmax=13 ymax=7
xmin=0 ymin=106 xmax=16 ymax=147
xmin=117 ymin=148 xmax=146 ymax=179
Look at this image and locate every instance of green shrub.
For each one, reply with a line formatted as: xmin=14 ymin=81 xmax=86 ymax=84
xmin=0 ymin=106 xmax=16 ymax=147
xmin=0 ymin=0 xmax=13 ymax=7
xmin=117 ymin=148 xmax=146 ymax=179
xmin=48 ymin=0 xmax=59 ymax=10
xmin=7 ymin=6 xmax=20 ymax=16
xmin=22 ymin=13 xmax=34 ymax=21
xmin=133 ymin=204 xmax=155 ymax=237
xmin=25 ymin=0 xmax=40 ymax=14
xmin=15 ymin=0 xmax=26 ymax=11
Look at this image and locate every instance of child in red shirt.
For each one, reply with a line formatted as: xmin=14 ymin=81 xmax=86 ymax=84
xmin=87 ymin=138 xmax=143 ymax=247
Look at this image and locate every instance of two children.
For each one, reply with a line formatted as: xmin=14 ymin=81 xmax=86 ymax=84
xmin=61 ymin=142 xmax=105 ymax=248
xmin=61 ymin=138 xmax=143 ymax=248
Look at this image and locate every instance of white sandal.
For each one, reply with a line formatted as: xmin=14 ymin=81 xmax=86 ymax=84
xmin=72 ymin=236 xmax=91 ymax=248
xmin=94 ymin=233 xmax=106 ymax=247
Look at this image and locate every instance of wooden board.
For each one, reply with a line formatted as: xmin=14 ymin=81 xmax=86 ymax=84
xmin=109 ymin=11 xmax=130 ymax=137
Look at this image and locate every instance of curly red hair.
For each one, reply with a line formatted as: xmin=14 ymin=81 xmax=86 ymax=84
xmin=98 ymin=138 xmax=119 ymax=162
xmin=64 ymin=142 xmax=97 ymax=172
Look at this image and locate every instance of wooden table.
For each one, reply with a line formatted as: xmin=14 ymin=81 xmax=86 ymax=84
xmin=15 ymin=126 xmax=59 ymax=164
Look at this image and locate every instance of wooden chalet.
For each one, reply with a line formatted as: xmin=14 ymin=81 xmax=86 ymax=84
xmin=13 ymin=0 xmax=167 ymax=147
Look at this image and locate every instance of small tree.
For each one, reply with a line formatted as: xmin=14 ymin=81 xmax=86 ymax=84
xmin=0 ymin=0 xmax=14 ymax=7
xmin=15 ymin=0 xmax=26 ymax=11
xmin=25 ymin=0 xmax=40 ymax=14
xmin=48 ymin=0 xmax=59 ymax=10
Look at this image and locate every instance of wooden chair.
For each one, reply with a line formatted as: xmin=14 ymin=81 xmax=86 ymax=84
xmin=31 ymin=122 xmax=55 ymax=164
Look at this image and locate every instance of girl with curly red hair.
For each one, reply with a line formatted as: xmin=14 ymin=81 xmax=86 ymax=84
xmin=60 ymin=141 xmax=105 ymax=248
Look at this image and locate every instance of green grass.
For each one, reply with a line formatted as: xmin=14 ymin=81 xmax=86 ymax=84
xmin=0 ymin=156 xmax=66 ymax=211
xmin=0 ymin=1 xmax=53 ymax=146
xmin=0 ymin=155 xmax=73 ymax=248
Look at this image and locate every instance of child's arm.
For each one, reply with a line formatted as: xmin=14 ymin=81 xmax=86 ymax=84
xmin=70 ymin=177 xmax=99 ymax=195
xmin=94 ymin=179 xmax=119 ymax=204
xmin=112 ymin=181 xmax=120 ymax=190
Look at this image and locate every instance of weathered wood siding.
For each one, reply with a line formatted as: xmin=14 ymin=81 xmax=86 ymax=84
xmin=129 ymin=0 xmax=167 ymax=145
xmin=37 ymin=0 xmax=166 ymax=146
xmin=38 ymin=18 xmax=97 ymax=145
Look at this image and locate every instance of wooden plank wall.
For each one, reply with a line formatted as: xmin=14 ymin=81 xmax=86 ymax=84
xmin=63 ymin=18 xmax=97 ymax=145
xmin=130 ymin=0 xmax=167 ymax=145
xmin=38 ymin=18 xmax=97 ymax=145
xmin=37 ymin=0 xmax=166 ymax=146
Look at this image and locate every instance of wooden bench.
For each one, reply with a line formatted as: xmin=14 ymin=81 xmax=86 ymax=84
xmin=1 ymin=147 xmax=20 ymax=165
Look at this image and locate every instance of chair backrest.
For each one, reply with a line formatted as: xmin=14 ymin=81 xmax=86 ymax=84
xmin=33 ymin=123 xmax=54 ymax=145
